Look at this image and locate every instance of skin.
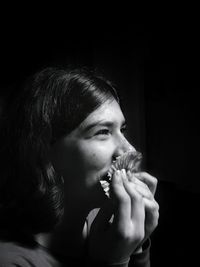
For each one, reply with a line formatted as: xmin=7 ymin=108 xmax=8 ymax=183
xmin=51 ymin=99 xmax=134 ymax=206
xmin=50 ymin=98 xmax=159 ymax=263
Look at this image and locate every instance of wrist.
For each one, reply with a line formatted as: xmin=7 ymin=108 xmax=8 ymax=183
xmin=134 ymin=246 xmax=143 ymax=254
xmin=133 ymin=238 xmax=151 ymax=255
xmin=88 ymin=257 xmax=130 ymax=267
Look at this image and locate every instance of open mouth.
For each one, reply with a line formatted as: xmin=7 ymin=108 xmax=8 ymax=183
xmin=99 ymin=151 xmax=142 ymax=197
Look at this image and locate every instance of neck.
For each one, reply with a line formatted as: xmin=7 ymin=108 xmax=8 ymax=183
xmin=35 ymin=193 xmax=103 ymax=259
xmin=35 ymin=232 xmax=53 ymax=249
xmin=49 ymin=196 xmax=97 ymax=260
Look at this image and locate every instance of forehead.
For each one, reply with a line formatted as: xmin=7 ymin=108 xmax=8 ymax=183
xmin=80 ymin=99 xmax=125 ymax=126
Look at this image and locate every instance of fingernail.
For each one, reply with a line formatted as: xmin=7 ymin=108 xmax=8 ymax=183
xmin=126 ymin=170 xmax=132 ymax=182
xmin=121 ymin=169 xmax=127 ymax=181
xmin=114 ymin=170 xmax=120 ymax=180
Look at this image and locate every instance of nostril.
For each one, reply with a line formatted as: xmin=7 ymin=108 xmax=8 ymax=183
xmin=112 ymin=154 xmax=122 ymax=163
xmin=112 ymin=155 xmax=118 ymax=162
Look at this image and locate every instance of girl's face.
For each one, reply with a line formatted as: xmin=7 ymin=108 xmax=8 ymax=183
xmin=51 ymin=99 xmax=135 ymax=207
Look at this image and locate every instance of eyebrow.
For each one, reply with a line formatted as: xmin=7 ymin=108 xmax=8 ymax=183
xmin=82 ymin=119 xmax=126 ymax=133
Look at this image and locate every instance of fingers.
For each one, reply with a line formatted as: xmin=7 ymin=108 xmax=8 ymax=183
xmin=111 ymin=170 xmax=145 ymax=236
xmin=126 ymin=170 xmax=159 ymax=229
xmin=134 ymin=181 xmax=153 ymax=200
xmin=143 ymin=198 xmax=159 ymax=227
xmin=121 ymin=170 xmax=145 ymax=225
xmin=127 ymin=171 xmax=153 ymax=200
xmin=110 ymin=170 xmax=131 ymax=228
xmin=134 ymin=172 xmax=158 ymax=196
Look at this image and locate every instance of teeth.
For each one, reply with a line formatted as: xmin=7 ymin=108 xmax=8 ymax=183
xmin=99 ymin=180 xmax=111 ymax=198
xmin=103 ymin=186 xmax=110 ymax=192
xmin=105 ymin=191 xmax=110 ymax=198
xmin=100 ymin=180 xmax=110 ymax=189
xmin=100 ymin=180 xmax=108 ymax=185
xmin=104 ymin=185 xmax=110 ymax=198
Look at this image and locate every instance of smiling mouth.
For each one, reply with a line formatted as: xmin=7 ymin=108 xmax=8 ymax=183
xmin=99 ymin=151 xmax=142 ymax=197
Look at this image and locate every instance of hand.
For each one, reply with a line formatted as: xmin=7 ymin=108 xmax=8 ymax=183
xmin=127 ymin=171 xmax=159 ymax=247
xmin=89 ymin=169 xmax=145 ymax=264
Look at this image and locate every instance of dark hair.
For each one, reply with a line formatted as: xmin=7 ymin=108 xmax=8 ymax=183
xmin=0 ymin=67 xmax=119 ymax=235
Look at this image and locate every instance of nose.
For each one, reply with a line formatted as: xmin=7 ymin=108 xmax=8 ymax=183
xmin=113 ymin=135 xmax=136 ymax=160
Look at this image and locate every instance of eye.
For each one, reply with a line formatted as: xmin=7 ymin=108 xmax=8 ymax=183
xmin=121 ymin=125 xmax=127 ymax=135
xmin=95 ymin=129 xmax=110 ymax=136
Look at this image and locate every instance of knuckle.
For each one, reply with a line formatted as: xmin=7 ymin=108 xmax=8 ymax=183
xmin=153 ymin=211 xmax=159 ymax=227
xmin=157 ymin=211 xmax=160 ymax=221
xmin=143 ymin=183 xmax=149 ymax=190
xmin=117 ymin=226 xmax=144 ymax=243
xmin=151 ymin=202 xmax=159 ymax=213
xmin=137 ymin=194 xmax=144 ymax=203
xmin=116 ymin=227 xmax=133 ymax=241
xmin=133 ymin=195 xmax=143 ymax=206
xmin=155 ymin=215 xmax=159 ymax=227
xmin=152 ymin=177 xmax=158 ymax=186
xmin=123 ymin=230 xmax=133 ymax=241
xmin=154 ymin=200 xmax=159 ymax=211
xmin=135 ymin=228 xmax=145 ymax=242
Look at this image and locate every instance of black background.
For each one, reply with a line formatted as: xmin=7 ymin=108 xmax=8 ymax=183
xmin=0 ymin=19 xmax=199 ymax=266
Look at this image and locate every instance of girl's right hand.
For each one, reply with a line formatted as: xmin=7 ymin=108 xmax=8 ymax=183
xmin=89 ymin=169 xmax=145 ymax=264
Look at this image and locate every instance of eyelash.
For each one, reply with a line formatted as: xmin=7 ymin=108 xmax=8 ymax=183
xmin=95 ymin=129 xmax=110 ymax=136
xmin=95 ymin=126 xmax=127 ymax=136
xmin=121 ymin=125 xmax=127 ymax=134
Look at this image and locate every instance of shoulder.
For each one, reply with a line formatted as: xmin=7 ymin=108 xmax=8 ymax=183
xmin=0 ymin=240 xmax=62 ymax=267
xmin=0 ymin=241 xmax=30 ymax=266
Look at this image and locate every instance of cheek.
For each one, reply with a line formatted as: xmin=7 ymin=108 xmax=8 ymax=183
xmin=52 ymin=138 xmax=115 ymax=188
xmin=71 ymin=139 xmax=115 ymax=189
xmin=79 ymin=140 xmax=114 ymax=173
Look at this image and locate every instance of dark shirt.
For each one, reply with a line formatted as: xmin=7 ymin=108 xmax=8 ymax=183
xmin=0 ymin=209 xmax=150 ymax=266
xmin=0 ymin=240 xmax=62 ymax=267
xmin=0 ymin=239 xmax=150 ymax=267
